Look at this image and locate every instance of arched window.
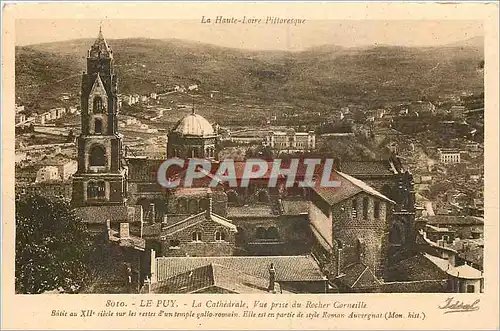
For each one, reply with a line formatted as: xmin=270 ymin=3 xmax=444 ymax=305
xmin=199 ymin=198 xmax=210 ymax=212
xmin=95 ymin=118 xmax=103 ymax=134
xmin=235 ymin=227 xmax=245 ymax=246
xmin=93 ymin=96 xmax=104 ymax=113
xmin=188 ymin=199 xmax=198 ymax=214
xmin=351 ymin=199 xmax=358 ymax=218
xmin=374 ymin=201 xmax=381 ymax=219
xmin=89 ymin=145 xmax=106 ymax=167
xmin=256 ymin=227 xmax=266 ymax=239
xmin=87 ymin=181 xmax=105 ymax=199
xmin=192 ymin=232 xmax=202 ymax=242
xmin=154 ymin=199 xmax=166 ymax=222
xmin=363 ymin=197 xmax=369 ymax=219
xmin=215 ymin=231 xmax=226 ymax=241
xmin=390 ymin=221 xmax=405 ymax=246
xmin=266 ymin=227 xmax=279 ymax=240
xmin=177 ymin=198 xmax=187 ymax=214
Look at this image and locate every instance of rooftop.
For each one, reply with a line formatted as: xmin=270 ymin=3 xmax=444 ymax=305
xmin=149 ymin=263 xmax=286 ymax=294
xmin=425 ymin=215 xmax=484 ymax=226
xmin=340 ymin=160 xmax=397 ymax=177
xmin=172 ymin=112 xmax=215 ymax=137
xmin=313 ymin=171 xmax=395 ymax=206
xmin=164 ymin=211 xmax=237 ymax=236
xmin=424 ymin=253 xmax=483 ymax=279
xmin=74 ymin=205 xmax=142 ymax=224
xmin=155 ymin=255 xmax=325 ymax=283
xmin=337 ymin=263 xmax=381 ymax=289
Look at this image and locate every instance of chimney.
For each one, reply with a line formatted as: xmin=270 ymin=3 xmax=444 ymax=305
xmin=149 ymin=203 xmax=156 ymax=223
xmin=161 ymin=214 xmax=168 ymax=231
xmin=143 ymin=276 xmax=151 ymax=294
xmin=150 ymin=249 xmax=157 ymax=283
xmin=205 ymin=193 xmax=212 ymax=219
xmin=120 ymin=223 xmax=130 ymax=239
xmin=268 ymin=263 xmax=276 ymax=292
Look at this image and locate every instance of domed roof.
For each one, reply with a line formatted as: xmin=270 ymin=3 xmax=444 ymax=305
xmin=172 ymin=112 xmax=215 ymax=137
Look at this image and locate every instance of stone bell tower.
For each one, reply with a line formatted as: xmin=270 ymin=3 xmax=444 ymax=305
xmin=71 ymin=27 xmax=126 ymax=207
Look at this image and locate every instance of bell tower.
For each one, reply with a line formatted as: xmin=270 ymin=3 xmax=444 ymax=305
xmin=72 ymin=27 xmax=127 ymax=207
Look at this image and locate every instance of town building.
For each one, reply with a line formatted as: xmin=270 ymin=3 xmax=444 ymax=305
xmin=438 ymin=148 xmax=461 ymax=164
xmin=265 ymin=129 xmax=316 ymax=152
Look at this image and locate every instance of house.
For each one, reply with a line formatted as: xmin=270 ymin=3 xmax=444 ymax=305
xmin=383 ymin=253 xmax=450 ymax=293
xmin=36 ymin=166 xmax=60 ymax=182
xmin=424 ymin=215 xmax=484 ymax=240
xmin=424 ymin=254 xmax=483 ymax=293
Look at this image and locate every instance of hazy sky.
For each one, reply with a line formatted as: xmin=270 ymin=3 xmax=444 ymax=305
xmin=16 ymin=19 xmax=484 ymax=50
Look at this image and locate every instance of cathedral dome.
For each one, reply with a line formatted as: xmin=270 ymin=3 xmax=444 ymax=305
xmin=173 ymin=112 xmax=215 ymax=137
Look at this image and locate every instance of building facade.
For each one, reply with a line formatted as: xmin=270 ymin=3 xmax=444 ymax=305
xmin=438 ymin=148 xmax=461 ymax=164
xmin=265 ymin=130 xmax=316 ymax=152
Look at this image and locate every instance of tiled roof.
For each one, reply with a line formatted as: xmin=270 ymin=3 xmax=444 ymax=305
xmin=424 ymin=253 xmax=483 ymax=279
xmin=151 ymin=263 xmax=275 ymax=294
xmin=74 ymin=205 xmax=133 ymax=224
xmin=386 ymin=253 xmax=448 ymax=282
xmin=337 ymin=263 xmax=381 ymax=289
xmin=313 ymin=171 xmax=395 ymax=206
xmin=425 ymin=215 xmax=484 ymax=226
xmin=457 ymin=247 xmax=484 ymax=268
xmin=164 ymin=212 xmax=237 ymax=235
xmin=142 ymin=223 xmax=162 ymax=238
xmin=227 ymin=205 xmax=276 ymax=218
xmin=126 ymin=158 xmax=170 ymax=182
xmin=310 ymin=224 xmax=333 ymax=250
xmin=155 ymin=255 xmax=325 ymax=283
xmin=341 ymin=161 xmax=396 ymax=176
xmin=281 ymin=200 xmax=309 ymax=216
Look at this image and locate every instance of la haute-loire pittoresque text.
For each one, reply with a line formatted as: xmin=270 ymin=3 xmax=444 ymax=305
xmin=201 ymin=16 xmax=306 ymax=26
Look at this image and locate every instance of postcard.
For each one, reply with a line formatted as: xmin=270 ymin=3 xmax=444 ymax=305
xmin=2 ymin=1 xmax=499 ymax=330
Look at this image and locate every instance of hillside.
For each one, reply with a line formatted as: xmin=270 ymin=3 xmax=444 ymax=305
xmin=15 ymin=37 xmax=484 ymax=112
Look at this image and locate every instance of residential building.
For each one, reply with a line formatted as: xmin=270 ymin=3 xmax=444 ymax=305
xmin=438 ymin=148 xmax=461 ymax=164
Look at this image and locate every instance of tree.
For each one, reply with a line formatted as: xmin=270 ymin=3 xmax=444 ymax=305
xmin=15 ymin=194 xmax=91 ymax=294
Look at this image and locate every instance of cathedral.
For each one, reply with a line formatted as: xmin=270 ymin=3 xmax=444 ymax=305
xmin=72 ymin=29 xmax=416 ymax=294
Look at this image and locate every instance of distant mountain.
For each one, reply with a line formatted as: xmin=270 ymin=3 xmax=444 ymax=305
xmin=442 ymin=36 xmax=484 ymax=49
xmin=15 ymin=37 xmax=484 ymax=112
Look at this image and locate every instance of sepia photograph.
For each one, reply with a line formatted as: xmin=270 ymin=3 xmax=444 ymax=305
xmin=2 ymin=2 xmax=499 ymax=330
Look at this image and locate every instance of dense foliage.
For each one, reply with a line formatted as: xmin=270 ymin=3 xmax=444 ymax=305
xmin=15 ymin=194 xmax=91 ymax=294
